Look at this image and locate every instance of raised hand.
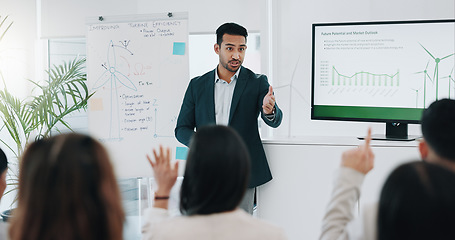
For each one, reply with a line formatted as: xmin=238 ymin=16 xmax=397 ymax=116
xmin=341 ymin=128 xmax=375 ymax=174
xmin=146 ymin=146 xmax=179 ymax=196
xmin=262 ymin=85 xmax=276 ymax=115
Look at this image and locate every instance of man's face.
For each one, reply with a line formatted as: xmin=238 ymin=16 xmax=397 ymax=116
xmin=214 ymin=34 xmax=247 ymax=73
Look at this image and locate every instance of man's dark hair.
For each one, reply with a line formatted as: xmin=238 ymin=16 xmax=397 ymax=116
xmin=179 ymin=125 xmax=251 ymax=215
xmin=378 ymin=161 xmax=455 ymax=240
xmin=421 ymin=99 xmax=455 ymax=160
xmin=216 ymin=22 xmax=248 ymax=45
xmin=0 ymin=147 xmax=7 ymax=173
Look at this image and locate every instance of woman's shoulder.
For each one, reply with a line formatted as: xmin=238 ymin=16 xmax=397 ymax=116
xmin=154 ymin=209 xmax=287 ymax=240
xmin=231 ymin=209 xmax=287 ymax=238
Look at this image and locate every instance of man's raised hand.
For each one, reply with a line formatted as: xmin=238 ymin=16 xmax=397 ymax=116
xmin=263 ymin=86 xmax=276 ymax=115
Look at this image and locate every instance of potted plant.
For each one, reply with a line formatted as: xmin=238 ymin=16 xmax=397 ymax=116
xmin=0 ymin=16 xmax=93 ymax=219
xmin=0 ymin=57 xmax=93 ymax=220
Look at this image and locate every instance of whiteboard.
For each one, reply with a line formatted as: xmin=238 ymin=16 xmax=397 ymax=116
xmin=86 ymin=13 xmax=189 ymax=178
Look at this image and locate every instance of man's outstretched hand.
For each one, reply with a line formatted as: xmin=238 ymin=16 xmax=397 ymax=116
xmin=263 ymin=86 xmax=276 ymax=115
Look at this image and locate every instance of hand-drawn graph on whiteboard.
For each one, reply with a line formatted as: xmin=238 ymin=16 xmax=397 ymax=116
xmin=91 ymin=40 xmax=138 ymax=140
xmin=87 ymin=13 xmax=189 ymax=178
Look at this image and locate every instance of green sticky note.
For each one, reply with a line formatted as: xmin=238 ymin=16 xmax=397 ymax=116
xmin=173 ymin=42 xmax=186 ymax=55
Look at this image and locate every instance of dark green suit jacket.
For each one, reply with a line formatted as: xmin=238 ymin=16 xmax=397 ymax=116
xmin=175 ymin=66 xmax=283 ymax=188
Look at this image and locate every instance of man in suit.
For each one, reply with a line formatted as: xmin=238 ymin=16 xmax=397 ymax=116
xmin=175 ymin=22 xmax=283 ymax=214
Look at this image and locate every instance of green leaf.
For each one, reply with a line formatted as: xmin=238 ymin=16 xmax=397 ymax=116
xmin=0 ymin=57 xmax=93 ymax=199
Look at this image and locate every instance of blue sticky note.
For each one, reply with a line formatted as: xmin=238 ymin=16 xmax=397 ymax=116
xmin=176 ymin=146 xmax=188 ymax=160
xmin=173 ymin=42 xmax=186 ymax=55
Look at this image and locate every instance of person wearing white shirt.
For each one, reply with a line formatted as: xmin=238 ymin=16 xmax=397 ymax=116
xmin=142 ymin=125 xmax=287 ymax=240
xmin=320 ymin=99 xmax=455 ymax=240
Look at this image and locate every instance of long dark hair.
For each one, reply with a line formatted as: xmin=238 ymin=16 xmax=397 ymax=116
xmin=10 ymin=133 xmax=125 ymax=240
xmin=180 ymin=125 xmax=251 ymax=215
xmin=378 ymin=161 xmax=455 ymax=240
xmin=0 ymin=147 xmax=7 ymax=173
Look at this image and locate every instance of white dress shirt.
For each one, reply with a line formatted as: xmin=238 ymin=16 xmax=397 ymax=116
xmin=214 ymin=67 xmax=240 ymax=125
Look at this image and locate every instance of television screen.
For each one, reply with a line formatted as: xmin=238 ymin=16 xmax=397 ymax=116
xmin=312 ymin=20 xmax=455 ymax=125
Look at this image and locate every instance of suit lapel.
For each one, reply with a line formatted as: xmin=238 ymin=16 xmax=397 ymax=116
xmin=229 ymin=67 xmax=247 ymax=124
xmin=206 ymin=69 xmax=216 ymax=123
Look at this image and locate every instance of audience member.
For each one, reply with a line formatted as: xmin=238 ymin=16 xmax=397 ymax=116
xmin=0 ymin=147 xmax=8 ymax=240
xmin=320 ymin=99 xmax=455 ymax=240
xmin=0 ymin=147 xmax=7 ymax=199
xmin=9 ymin=133 xmax=125 ymax=240
xmin=378 ymin=161 xmax=455 ymax=240
xmin=142 ymin=125 xmax=287 ymax=240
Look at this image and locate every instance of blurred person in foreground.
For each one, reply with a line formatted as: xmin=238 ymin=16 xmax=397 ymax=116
xmin=9 ymin=133 xmax=125 ymax=240
xmin=320 ymin=99 xmax=455 ymax=240
xmin=142 ymin=125 xmax=286 ymax=240
xmin=0 ymin=147 xmax=7 ymax=240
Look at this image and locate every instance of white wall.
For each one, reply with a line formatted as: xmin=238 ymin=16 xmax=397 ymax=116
xmin=36 ymin=0 xmax=455 ymax=140
xmin=40 ymin=0 xmax=266 ymax=37
xmin=0 ymin=0 xmax=40 ymax=212
xmin=1 ymin=0 xmax=38 ymax=97
xmin=271 ymin=0 xmax=455 ymax=138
